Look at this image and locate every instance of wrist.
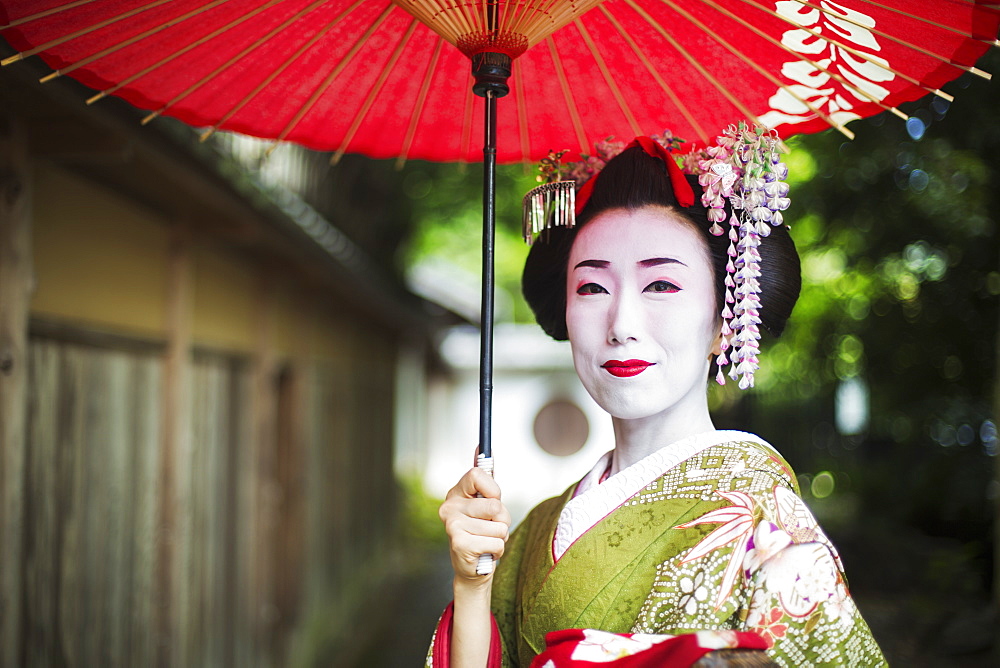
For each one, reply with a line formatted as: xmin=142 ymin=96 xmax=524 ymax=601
xmin=453 ymin=574 xmax=493 ymax=601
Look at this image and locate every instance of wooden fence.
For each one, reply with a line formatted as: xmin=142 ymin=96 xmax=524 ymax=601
xmin=18 ymin=327 xmax=400 ymax=667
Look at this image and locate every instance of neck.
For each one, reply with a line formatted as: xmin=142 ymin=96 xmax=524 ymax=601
xmin=609 ymin=399 xmax=715 ymax=475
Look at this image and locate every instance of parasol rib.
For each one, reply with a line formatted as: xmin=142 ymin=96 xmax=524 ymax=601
xmin=546 ymin=36 xmax=589 ymax=155
xmin=512 ymin=0 xmax=565 ymax=38
xmin=510 ymin=1 xmax=578 ymax=45
xmin=333 ymin=19 xmax=419 ymax=163
xmin=409 ymin=1 xmax=464 ymax=40
xmin=498 ymin=0 xmax=513 ymax=32
xmin=102 ymin=0 xmax=323 ymax=107
xmin=200 ymin=0 xmax=357 ymax=141
xmin=509 ymin=0 xmax=552 ymax=35
xmin=396 ymin=36 xmax=444 ymax=169
xmin=598 ymin=4 xmax=711 ymax=145
xmin=40 ymin=0 xmax=247 ymax=84
xmin=137 ymin=0 xmax=292 ymax=124
xmin=786 ymin=0 xmax=992 ymax=80
xmin=735 ymin=0 xmax=955 ymax=102
xmin=573 ymin=18 xmax=643 ymax=137
xmin=513 ymin=59 xmax=531 ymax=164
xmin=1 ymin=0 xmax=101 ymax=29
xmin=696 ymin=0 xmax=908 ymax=121
xmin=1 ymin=0 xmax=174 ymax=66
xmin=946 ymin=0 xmax=1000 ymax=16
xmin=624 ymin=0 xmax=770 ymax=134
xmin=269 ymin=3 xmax=395 ymax=154
xmin=853 ymin=0 xmax=1000 ymax=51
xmin=400 ymin=0 xmax=597 ymax=49
xmin=662 ymin=0 xmax=854 ymax=139
xmin=435 ymin=0 xmax=474 ymax=39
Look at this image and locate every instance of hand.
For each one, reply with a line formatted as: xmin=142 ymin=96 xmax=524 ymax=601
xmin=439 ymin=467 xmax=512 ymax=586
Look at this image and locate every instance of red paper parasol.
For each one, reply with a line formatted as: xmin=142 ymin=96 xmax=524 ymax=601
xmin=2 ymin=1 xmax=997 ymax=160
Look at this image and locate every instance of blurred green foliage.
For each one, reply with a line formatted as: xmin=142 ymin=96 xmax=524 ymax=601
xmin=398 ymin=475 xmax=448 ymax=553
xmin=400 ymin=161 xmax=538 ymax=323
xmin=736 ymin=53 xmax=1000 ymax=661
xmin=757 ymin=56 xmax=999 ymax=543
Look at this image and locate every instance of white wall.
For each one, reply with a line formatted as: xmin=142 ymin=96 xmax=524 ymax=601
xmin=421 ymin=324 xmax=615 ymax=525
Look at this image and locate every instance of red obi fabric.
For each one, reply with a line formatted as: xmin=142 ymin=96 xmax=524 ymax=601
xmin=430 ymin=601 xmax=769 ymax=668
xmin=530 ymin=628 xmax=770 ymax=667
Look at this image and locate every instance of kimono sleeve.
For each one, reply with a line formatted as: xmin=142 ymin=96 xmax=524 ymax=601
xmin=742 ymin=486 xmax=887 ymax=666
xmin=491 ymin=513 xmax=532 ymax=666
xmin=425 ymin=602 xmax=503 ymax=668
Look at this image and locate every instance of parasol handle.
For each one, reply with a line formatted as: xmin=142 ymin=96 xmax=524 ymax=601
xmin=475 ymin=453 xmax=496 ymax=575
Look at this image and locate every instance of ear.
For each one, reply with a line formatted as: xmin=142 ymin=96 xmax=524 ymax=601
xmin=707 ymin=321 xmax=725 ymax=360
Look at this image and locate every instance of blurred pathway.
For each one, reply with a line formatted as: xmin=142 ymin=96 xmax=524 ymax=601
xmin=355 ymin=547 xmax=454 ymax=666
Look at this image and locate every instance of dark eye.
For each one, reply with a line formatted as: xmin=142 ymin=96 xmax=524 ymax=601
xmin=577 ymin=283 xmax=608 ymax=295
xmin=644 ymin=280 xmax=680 ymax=294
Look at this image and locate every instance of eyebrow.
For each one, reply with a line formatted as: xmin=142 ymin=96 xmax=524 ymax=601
xmin=573 ymin=257 xmax=687 ymax=270
xmin=573 ymin=259 xmax=610 ymax=270
xmin=639 ymin=257 xmax=686 ymax=268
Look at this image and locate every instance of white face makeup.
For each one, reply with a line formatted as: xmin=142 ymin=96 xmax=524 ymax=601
xmin=566 ymin=206 xmax=720 ymax=422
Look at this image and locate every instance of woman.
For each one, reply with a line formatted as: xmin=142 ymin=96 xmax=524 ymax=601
xmin=429 ymin=135 xmax=886 ymax=667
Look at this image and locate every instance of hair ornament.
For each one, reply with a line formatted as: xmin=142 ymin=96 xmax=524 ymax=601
xmin=699 ymin=122 xmax=789 ymax=390
xmin=522 ymin=132 xmax=687 ymax=243
xmin=521 ymin=123 xmax=791 ymax=391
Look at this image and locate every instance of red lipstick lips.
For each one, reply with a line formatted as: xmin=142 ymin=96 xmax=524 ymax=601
xmin=601 ymin=359 xmax=653 ymax=378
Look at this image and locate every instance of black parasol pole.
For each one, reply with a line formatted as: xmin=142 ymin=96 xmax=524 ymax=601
xmin=470 ymin=52 xmax=511 ymax=462
xmin=479 ymin=88 xmax=497 ymax=461
xmin=470 ymin=48 xmax=511 ymax=575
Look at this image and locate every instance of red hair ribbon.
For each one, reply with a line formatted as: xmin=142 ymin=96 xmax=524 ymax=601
xmin=630 ymin=136 xmax=696 ymax=207
xmin=574 ymin=173 xmax=598 ymax=216
xmin=574 ymin=136 xmax=695 ymax=215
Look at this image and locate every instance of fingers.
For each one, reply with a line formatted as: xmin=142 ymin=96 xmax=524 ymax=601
xmin=447 ymin=466 xmax=502 ymax=501
xmin=448 ymin=518 xmax=507 ymax=580
xmin=450 ymin=522 xmax=507 ymax=558
xmin=441 ymin=495 xmax=509 ymax=524
xmin=442 ymin=510 xmax=510 ymax=540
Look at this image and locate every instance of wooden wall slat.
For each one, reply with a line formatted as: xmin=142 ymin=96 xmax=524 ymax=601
xmin=0 ymin=111 xmax=30 ymax=668
xmin=174 ymin=362 xmax=194 ymax=668
xmin=130 ymin=355 xmax=161 ymax=667
xmin=24 ymin=341 xmax=56 ymax=666
xmin=59 ymin=343 xmax=86 ymax=667
xmin=106 ymin=352 xmax=130 ymax=666
xmin=234 ymin=369 xmax=256 ymax=668
xmin=89 ymin=353 xmax=113 ymax=665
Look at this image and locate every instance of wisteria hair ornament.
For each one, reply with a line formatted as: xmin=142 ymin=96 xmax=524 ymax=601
xmin=522 ymin=123 xmax=791 ymax=391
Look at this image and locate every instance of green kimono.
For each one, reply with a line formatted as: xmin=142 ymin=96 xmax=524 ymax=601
xmin=488 ymin=430 xmax=885 ymax=667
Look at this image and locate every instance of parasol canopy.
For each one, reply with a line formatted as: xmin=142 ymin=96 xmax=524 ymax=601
xmin=1 ymin=0 xmax=997 ymax=163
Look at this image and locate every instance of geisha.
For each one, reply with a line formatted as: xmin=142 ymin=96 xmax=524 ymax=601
xmin=428 ymin=130 xmax=886 ymax=667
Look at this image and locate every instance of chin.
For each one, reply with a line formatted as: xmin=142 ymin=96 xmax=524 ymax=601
xmin=587 ymin=386 xmax=674 ymax=420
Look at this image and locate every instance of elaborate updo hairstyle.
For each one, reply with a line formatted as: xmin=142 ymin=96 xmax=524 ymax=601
xmin=522 ymin=144 xmax=802 ymax=341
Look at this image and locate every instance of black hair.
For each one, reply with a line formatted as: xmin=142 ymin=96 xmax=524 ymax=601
xmin=522 ymin=144 xmax=801 ymax=341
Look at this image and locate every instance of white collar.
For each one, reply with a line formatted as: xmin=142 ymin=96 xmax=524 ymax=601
xmin=552 ymin=430 xmax=776 ymax=561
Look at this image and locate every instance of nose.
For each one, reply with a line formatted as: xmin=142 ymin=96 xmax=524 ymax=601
xmin=607 ymin=291 xmax=642 ymax=345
